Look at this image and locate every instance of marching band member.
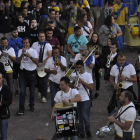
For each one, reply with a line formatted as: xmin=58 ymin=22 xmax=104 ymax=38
xmin=45 ymin=47 xmax=67 ymax=107
xmin=32 ymin=31 xmax=52 ymax=103
xmin=0 ymin=37 xmax=16 ymax=92
xmin=16 ymin=37 xmax=38 ymax=115
xmin=109 ymin=52 xmax=137 ymax=114
xmin=70 ymin=60 xmax=93 ymax=139
xmin=51 ymin=76 xmax=81 ymax=140
xmin=74 ymin=45 xmax=95 ymax=76
xmin=87 ymin=32 xmax=102 ymax=99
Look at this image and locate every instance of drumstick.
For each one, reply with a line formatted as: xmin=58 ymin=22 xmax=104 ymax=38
xmin=106 ymin=113 xmax=116 ymax=126
xmin=46 ymin=118 xmax=54 ymax=127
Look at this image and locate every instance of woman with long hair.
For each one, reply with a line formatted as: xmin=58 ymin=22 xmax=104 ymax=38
xmin=87 ymin=32 xmax=102 ymax=99
xmin=82 ymin=7 xmax=94 ymax=28
xmin=76 ymin=13 xmax=93 ymax=40
xmin=98 ymin=15 xmax=122 ymax=50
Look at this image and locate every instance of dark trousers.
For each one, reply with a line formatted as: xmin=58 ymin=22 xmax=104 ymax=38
xmin=50 ymin=80 xmax=60 ymax=107
xmin=114 ymin=133 xmax=134 ymax=140
xmin=37 ymin=74 xmax=48 ymax=98
xmin=137 ymin=81 xmax=140 ymax=115
xmin=19 ymin=71 xmax=36 ymax=110
xmin=77 ymin=100 xmax=91 ymax=135
xmin=5 ymin=73 xmax=13 ymax=92
xmin=0 ymin=119 xmax=8 ymax=140
xmin=95 ymin=66 xmax=100 ymax=91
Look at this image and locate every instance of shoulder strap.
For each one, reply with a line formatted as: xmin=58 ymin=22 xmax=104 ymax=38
xmin=116 ymin=106 xmax=135 ymax=119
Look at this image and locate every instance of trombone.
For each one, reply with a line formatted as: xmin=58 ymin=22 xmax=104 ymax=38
xmin=106 ymin=51 xmax=113 ymax=68
xmin=65 ymin=45 xmax=98 ymax=77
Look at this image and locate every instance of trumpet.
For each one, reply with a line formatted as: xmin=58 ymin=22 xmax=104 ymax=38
xmin=54 ymin=56 xmax=60 ymax=68
xmin=74 ymin=70 xmax=80 ymax=89
xmin=23 ymin=46 xmax=28 ymax=59
xmin=106 ymin=51 xmax=113 ymax=68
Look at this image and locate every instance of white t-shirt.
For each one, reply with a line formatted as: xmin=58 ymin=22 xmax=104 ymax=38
xmin=18 ymin=48 xmax=38 ymax=71
xmin=0 ymin=48 xmax=16 ymax=72
xmin=75 ymin=21 xmax=92 ymax=37
xmin=45 ymin=56 xmax=67 ymax=84
xmin=110 ymin=64 xmax=136 ymax=89
xmin=71 ymin=71 xmax=93 ymax=101
xmin=74 ymin=53 xmax=95 ymax=76
xmin=114 ymin=102 xmax=136 ymax=138
xmin=54 ymin=88 xmax=79 ymax=107
xmin=31 ymin=42 xmax=52 ymax=61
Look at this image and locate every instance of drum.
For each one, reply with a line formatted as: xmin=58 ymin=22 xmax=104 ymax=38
xmin=55 ymin=103 xmax=78 ymax=139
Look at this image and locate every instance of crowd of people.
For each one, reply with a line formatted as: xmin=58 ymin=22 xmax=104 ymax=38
xmin=0 ymin=0 xmax=140 ymax=140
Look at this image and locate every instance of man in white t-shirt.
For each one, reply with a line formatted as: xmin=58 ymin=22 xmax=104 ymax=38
xmin=108 ymin=91 xmax=136 ymax=140
xmin=51 ymin=76 xmax=81 ymax=140
xmin=70 ymin=60 xmax=93 ymax=139
xmin=109 ymin=52 xmax=137 ymax=114
xmin=0 ymin=37 xmax=16 ymax=92
xmin=74 ymin=45 xmax=95 ymax=76
xmin=32 ymin=31 xmax=52 ymax=103
xmin=16 ymin=37 xmax=39 ymax=115
xmin=45 ymin=46 xmax=67 ymax=107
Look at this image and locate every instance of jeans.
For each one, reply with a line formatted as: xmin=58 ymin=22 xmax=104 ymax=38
xmin=0 ymin=119 xmax=8 ymax=140
xmin=5 ymin=73 xmax=13 ymax=92
xmin=137 ymin=81 xmax=140 ymax=115
xmin=119 ymin=25 xmax=125 ymax=37
xmin=19 ymin=71 xmax=36 ymax=110
xmin=50 ymin=80 xmax=60 ymax=107
xmin=77 ymin=100 xmax=91 ymax=135
xmin=61 ymin=136 xmax=78 ymax=140
xmin=37 ymin=74 xmax=48 ymax=98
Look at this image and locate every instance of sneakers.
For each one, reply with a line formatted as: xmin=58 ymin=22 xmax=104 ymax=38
xmin=14 ymin=90 xmax=19 ymax=96
xmin=136 ymin=116 xmax=140 ymax=122
xmin=78 ymin=134 xmax=85 ymax=139
xmin=42 ymin=97 xmax=47 ymax=103
xmin=94 ymin=92 xmax=99 ymax=99
xmin=37 ymin=92 xmax=41 ymax=98
xmin=86 ymin=131 xmax=92 ymax=138
xmin=16 ymin=109 xmax=24 ymax=115
xmin=30 ymin=106 xmax=35 ymax=112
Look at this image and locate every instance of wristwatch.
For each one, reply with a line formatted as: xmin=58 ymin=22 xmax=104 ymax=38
xmin=125 ymin=77 xmax=128 ymax=81
xmin=69 ymin=99 xmax=71 ymax=103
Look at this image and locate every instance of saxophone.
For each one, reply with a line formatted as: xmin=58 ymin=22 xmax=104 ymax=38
xmin=116 ymin=66 xmax=123 ymax=94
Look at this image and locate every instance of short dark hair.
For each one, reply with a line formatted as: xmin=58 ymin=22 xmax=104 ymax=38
xmin=47 ymin=21 xmax=54 ymax=25
xmin=53 ymin=46 xmax=59 ymax=51
xmin=111 ymin=38 xmax=118 ymax=48
xmin=60 ymin=77 xmax=70 ymax=84
xmin=11 ymin=26 xmax=17 ymax=32
xmin=46 ymin=28 xmax=53 ymax=32
xmin=118 ymin=52 xmax=125 ymax=58
xmin=70 ymin=0 xmax=76 ymax=4
xmin=22 ymin=37 xmax=32 ymax=44
xmin=76 ymin=60 xmax=84 ymax=66
xmin=49 ymin=8 xmax=55 ymax=14
xmin=74 ymin=26 xmax=81 ymax=32
xmin=3 ymin=0 xmax=10 ymax=4
xmin=38 ymin=31 xmax=45 ymax=36
xmin=52 ymin=0 xmax=57 ymax=3
xmin=123 ymin=90 xmax=133 ymax=101
xmin=36 ymin=1 xmax=42 ymax=5
xmin=18 ymin=13 xmax=24 ymax=17
xmin=1 ymin=37 xmax=8 ymax=41
xmin=22 ymin=7 xmax=28 ymax=11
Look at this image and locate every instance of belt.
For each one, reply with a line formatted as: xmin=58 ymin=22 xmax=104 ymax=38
xmin=90 ymin=5 xmax=97 ymax=7
xmin=20 ymin=69 xmax=36 ymax=74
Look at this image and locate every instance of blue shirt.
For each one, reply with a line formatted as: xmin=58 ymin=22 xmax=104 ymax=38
xmin=67 ymin=34 xmax=88 ymax=53
xmin=123 ymin=0 xmax=138 ymax=15
xmin=89 ymin=0 xmax=103 ymax=7
xmin=8 ymin=37 xmax=23 ymax=59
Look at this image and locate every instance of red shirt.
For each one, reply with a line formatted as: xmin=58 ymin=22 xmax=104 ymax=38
xmin=46 ymin=37 xmax=60 ymax=47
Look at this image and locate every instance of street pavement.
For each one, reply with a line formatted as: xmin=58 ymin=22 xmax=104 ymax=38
xmin=7 ymin=8 xmax=140 ymax=140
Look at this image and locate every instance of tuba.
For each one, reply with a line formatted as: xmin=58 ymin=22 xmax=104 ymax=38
xmin=116 ymin=66 xmax=123 ymax=94
xmin=106 ymin=51 xmax=113 ymax=68
xmin=54 ymin=56 xmax=60 ymax=68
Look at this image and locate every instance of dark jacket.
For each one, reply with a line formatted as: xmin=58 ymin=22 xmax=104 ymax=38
xmin=0 ymin=84 xmax=12 ymax=119
xmin=0 ymin=62 xmax=6 ymax=77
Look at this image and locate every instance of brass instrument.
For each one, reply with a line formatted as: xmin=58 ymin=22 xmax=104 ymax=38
xmin=23 ymin=46 xmax=28 ymax=59
xmin=54 ymin=56 xmax=60 ymax=68
xmin=65 ymin=45 xmax=98 ymax=77
xmin=106 ymin=51 xmax=113 ymax=68
xmin=2 ymin=46 xmax=9 ymax=66
xmin=116 ymin=66 xmax=123 ymax=94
